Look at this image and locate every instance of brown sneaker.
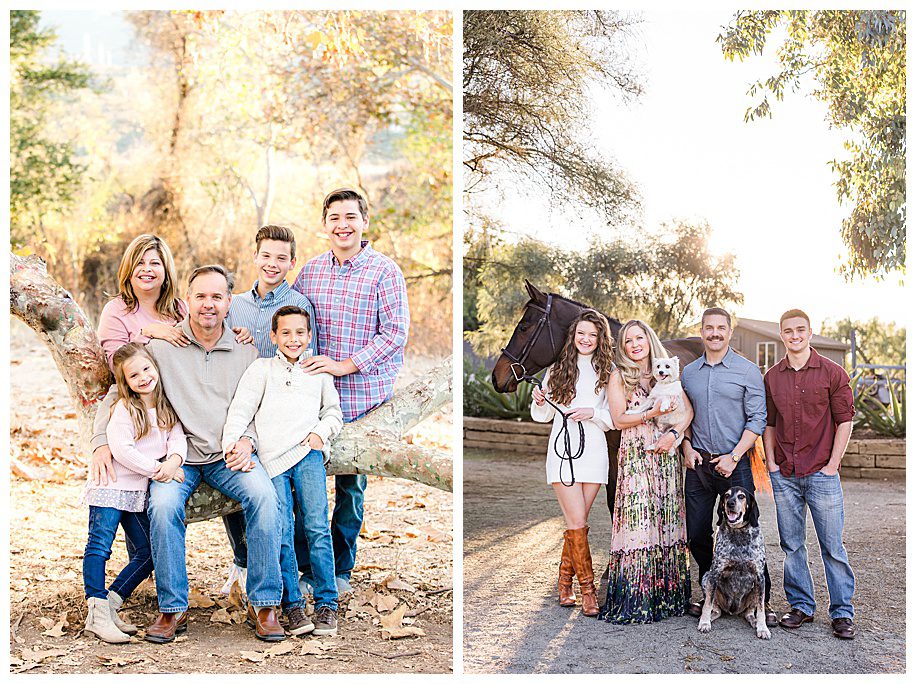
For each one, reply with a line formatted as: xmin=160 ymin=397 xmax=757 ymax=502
xmin=284 ymin=606 xmax=314 ymax=636
xmin=144 ymin=612 xmax=188 ymax=643
xmin=779 ymin=608 xmax=814 ymax=629
xmin=246 ymin=605 xmax=286 ymax=642
xmin=312 ymin=606 xmax=338 ymax=636
xmin=832 ymin=617 xmax=856 ymax=639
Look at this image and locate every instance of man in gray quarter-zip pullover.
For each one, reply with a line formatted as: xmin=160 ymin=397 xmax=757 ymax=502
xmin=89 ymin=265 xmax=285 ymax=643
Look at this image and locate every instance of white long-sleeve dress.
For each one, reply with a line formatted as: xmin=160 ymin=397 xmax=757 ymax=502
xmin=531 ymin=354 xmax=614 ymax=484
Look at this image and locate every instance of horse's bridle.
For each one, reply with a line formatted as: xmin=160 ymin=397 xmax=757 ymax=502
xmin=499 ymin=293 xmax=559 ymax=384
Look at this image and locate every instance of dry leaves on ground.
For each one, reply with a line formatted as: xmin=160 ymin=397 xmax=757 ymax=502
xmin=380 ymin=603 xmax=425 ymax=640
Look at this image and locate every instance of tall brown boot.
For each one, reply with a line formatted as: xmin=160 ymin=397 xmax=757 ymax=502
xmin=558 ymin=532 xmax=576 ymax=606
xmin=567 ymin=526 xmax=598 ymax=617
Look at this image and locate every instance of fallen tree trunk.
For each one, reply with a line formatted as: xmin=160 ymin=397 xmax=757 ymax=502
xmin=11 ymin=253 xmax=453 ymax=522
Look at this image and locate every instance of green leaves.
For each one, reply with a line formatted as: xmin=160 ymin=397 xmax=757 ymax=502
xmin=465 ymin=219 xmax=742 ymax=356
xmin=10 ymin=11 xmax=94 ymax=246
xmin=464 ymin=10 xmax=643 ymax=225
xmin=719 ymin=10 xmax=906 ymax=278
xmin=851 ymin=370 xmax=906 ymax=438
xmin=463 ymin=357 xmax=537 ymax=420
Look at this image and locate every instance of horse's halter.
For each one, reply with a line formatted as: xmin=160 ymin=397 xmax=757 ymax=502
xmin=499 ymin=294 xmax=583 ymax=486
xmin=499 ymin=294 xmax=559 ymax=384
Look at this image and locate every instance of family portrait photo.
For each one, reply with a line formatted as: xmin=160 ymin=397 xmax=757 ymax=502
xmin=5 ymin=5 xmax=908 ymax=679
xmin=463 ymin=9 xmax=905 ymax=674
xmin=8 ymin=9 xmax=452 ymax=674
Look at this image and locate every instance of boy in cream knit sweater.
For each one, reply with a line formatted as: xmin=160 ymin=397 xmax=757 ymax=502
xmin=223 ymin=305 xmax=343 ymax=636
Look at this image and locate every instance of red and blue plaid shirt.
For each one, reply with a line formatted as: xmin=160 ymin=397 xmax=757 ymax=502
xmin=292 ymin=241 xmax=409 ymax=422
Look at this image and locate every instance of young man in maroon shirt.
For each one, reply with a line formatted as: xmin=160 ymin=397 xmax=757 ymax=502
xmin=763 ymin=309 xmax=857 ymax=639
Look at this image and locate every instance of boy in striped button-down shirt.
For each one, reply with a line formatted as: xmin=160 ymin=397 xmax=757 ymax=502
xmin=220 ymin=225 xmax=319 ymax=595
xmin=293 ymin=187 xmax=410 ymax=594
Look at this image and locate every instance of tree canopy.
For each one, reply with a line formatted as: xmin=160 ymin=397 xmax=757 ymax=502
xmin=465 ymin=220 xmax=742 ymax=355
xmin=821 ymin=317 xmax=906 ymax=368
xmin=10 ymin=10 xmax=94 ymax=246
xmin=463 ymin=10 xmax=642 ymax=225
xmin=718 ymin=10 xmax=906 ymax=279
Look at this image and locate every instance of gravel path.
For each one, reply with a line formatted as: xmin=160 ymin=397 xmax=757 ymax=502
xmin=463 ymin=448 xmax=904 ymax=674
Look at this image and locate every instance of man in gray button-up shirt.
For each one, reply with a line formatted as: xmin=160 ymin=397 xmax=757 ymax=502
xmin=680 ymin=307 xmax=774 ymax=625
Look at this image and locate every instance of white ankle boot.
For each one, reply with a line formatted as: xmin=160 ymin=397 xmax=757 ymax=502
xmin=220 ymin=563 xmax=247 ymax=596
xmin=84 ymin=597 xmax=130 ymax=643
xmin=107 ymin=590 xmax=138 ymax=635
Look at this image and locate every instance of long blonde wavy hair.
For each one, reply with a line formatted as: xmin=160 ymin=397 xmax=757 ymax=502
xmin=111 ymin=343 xmax=179 ymax=439
xmin=614 ymin=319 xmax=669 ymax=398
xmin=547 ymin=309 xmax=615 ymax=406
xmin=115 ymin=234 xmax=184 ymax=321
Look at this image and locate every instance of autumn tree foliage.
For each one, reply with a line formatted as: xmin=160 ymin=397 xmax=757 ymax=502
xmin=11 ymin=10 xmax=452 ymax=355
xmin=718 ymin=10 xmax=906 ymax=279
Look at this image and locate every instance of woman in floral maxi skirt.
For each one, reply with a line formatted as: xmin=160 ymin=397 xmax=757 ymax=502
xmin=598 ymin=320 xmax=694 ymax=624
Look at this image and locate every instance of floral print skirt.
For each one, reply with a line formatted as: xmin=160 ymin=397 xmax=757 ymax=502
xmin=598 ymin=420 xmax=689 ymax=624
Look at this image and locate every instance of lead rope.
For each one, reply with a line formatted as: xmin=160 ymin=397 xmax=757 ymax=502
xmin=522 ymin=374 xmax=585 ymax=487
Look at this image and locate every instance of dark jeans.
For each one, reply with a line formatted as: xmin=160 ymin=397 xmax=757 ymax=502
xmin=684 ymin=456 xmax=772 ymax=603
xmin=222 ymin=510 xmax=248 ymax=568
xmin=224 ymin=493 xmax=310 ymax=573
xmin=83 ymin=506 xmax=154 ymax=601
xmin=605 ymin=431 xmax=620 ymax=519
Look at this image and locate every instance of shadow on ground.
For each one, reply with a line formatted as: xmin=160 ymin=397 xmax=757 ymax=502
xmin=463 ymin=448 xmax=905 ymax=674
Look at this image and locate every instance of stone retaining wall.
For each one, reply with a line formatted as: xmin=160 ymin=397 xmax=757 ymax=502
xmin=841 ymin=438 xmax=906 ymax=479
xmin=464 ymin=417 xmax=905 ymax=479
xmin=464 ymin=417 xmax=551 ymax=454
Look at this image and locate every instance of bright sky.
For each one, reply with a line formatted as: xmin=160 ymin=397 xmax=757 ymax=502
xmin=475 ymin=10 xmax=907 ymax=330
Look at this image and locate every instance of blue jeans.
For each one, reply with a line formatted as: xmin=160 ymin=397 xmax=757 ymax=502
xmin=273 ymin=450 xmax=338 ymax=611
xmin=148 ymin=455 xmax=282 ymax=612
xmin=299 ymin=474 xmax=367 ymax=583
xmin=299 ymin=411 xmax=369 ymax=583
xmin=224 ymin=494 xmax=310 ymax=573
xmin=770 ymin=469 xmax=855 ymax=619
xmin=83 ymin=506 xmax=153 ymax=600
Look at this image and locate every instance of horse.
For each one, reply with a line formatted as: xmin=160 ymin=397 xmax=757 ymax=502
xmin=490 ymin=280 xmax=706 ymax=517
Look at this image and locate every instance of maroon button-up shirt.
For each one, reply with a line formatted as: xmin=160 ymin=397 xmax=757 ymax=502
xmin=764 ymin=348 xmax=856 ymax=477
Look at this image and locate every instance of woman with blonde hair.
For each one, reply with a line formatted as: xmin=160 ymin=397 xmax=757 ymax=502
xmin=531 ymin=309 xmax=615 ymax=616
xmin=96 ymin=234 xmax=190 ymax=370
xmin=599 ymin=319 xmax=694 ymax=624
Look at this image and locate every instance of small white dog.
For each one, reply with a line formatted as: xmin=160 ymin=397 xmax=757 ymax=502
xmin=625 ymin=356 xmax=688 ymax=450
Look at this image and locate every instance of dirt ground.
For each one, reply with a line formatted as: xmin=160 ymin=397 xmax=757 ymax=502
xmin=8 ymin=320 xmax=453 ymax=674
xmin=463 ymin=448 xmax=905 ymax=674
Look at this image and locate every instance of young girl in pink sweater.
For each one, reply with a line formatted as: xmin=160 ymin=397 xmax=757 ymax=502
xmin=82 ymin=343 xmax=186 ymax=643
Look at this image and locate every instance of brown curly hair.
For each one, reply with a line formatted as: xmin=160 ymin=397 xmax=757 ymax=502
xmin=546 ymin=309 xmax=615 ymax=406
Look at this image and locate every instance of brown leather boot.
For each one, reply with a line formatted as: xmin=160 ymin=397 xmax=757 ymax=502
xmin=144 ymin=612 xmax=187 ymax=643
xmin=558 ymin=532 xmax=576 ymax=607
xmin=567 ymin=526 xmax=598 ymax=617
xmin=246 ymin=604 xmax=286 ymax=642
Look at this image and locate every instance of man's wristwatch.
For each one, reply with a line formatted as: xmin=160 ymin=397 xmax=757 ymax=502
xmin=730 ymin=450 xmax=742 ymax=463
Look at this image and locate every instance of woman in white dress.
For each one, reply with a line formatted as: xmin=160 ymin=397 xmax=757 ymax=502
xmin=531 ymin=309 xmax=614 ymax=616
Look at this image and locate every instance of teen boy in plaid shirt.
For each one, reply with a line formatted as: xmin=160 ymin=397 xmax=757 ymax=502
xmin=293 ymin=187 xmax=410 ymax=593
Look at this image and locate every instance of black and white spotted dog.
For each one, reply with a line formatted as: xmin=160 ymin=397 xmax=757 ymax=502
xmin=697 ymin=487 xmax=770 ymax=640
